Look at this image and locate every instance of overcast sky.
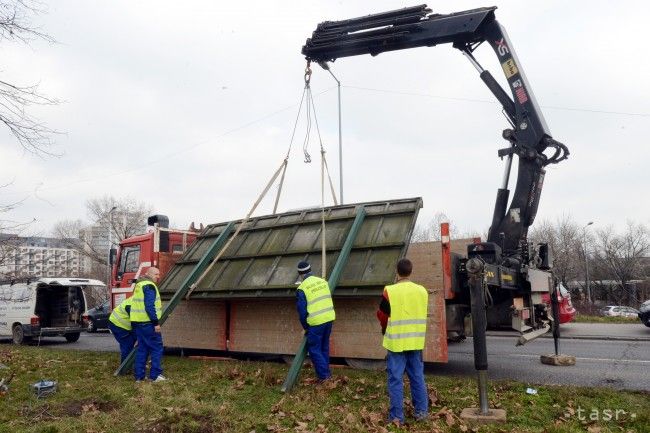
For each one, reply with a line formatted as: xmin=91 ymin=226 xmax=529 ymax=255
xmin=0 ymin=0 xmax=648 ymax=239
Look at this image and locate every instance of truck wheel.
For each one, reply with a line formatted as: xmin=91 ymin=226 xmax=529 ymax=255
xmin=12 ymin=324 xmax=25 ymax=345
xmin=87 ymin=319 xmax=96 ymax=333
xmin=644 ymin=318 xmax=650 ymax=328
xmin=65 ymin=333 xmax=81 ymax=343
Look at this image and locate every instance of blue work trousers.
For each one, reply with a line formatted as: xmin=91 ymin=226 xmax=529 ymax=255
xmin=306 ymin=321 xmax=332 ymax=380
xmin=386 ymin=350 xmax=428 ymax=423
xmin=133 ymin=323 xmax=163 ymax=381
xmin=108 ymin=322 xmax=136 ymax=365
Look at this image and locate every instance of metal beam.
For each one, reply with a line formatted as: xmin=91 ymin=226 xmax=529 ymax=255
xmin=281 ymin=206 xmax=366 ymax=392
xmin=114 ymin=222 xmax=235 ymax=376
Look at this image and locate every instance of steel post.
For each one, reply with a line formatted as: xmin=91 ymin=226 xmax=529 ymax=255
xmin=114 ymin=222 xmax=235 ymax=376
xmin=281 ymin=206 xmax=366 ymax=392
xmin=551 ymin=283 xmax=561 ymax=356
xmin=467 ymin=258 xmax=489 ymax=415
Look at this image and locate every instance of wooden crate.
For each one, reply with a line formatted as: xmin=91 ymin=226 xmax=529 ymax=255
xmin=162 ymin=300 xmax=227 ymax=350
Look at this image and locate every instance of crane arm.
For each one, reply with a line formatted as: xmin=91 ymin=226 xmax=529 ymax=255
xmin=302 ymin=5 xmax=569 ymax=254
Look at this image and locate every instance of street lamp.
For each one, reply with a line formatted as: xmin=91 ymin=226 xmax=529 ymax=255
xmin=583 ymin=221 xmax=594 ymax=303
xmin=106 ymin=206 xmax=117 ymax=286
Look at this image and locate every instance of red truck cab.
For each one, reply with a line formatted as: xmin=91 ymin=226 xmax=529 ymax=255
xmin=109 ymin=215 xmax=200 ymax=309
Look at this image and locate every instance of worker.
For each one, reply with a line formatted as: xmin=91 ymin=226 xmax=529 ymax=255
xmin=108 ymin=295 xmax=135 ymax=365
xmin=376 ymin=258 xmax=428 ymax=424
xmin=295 ymin=261 xmax=336 ymax=382
xmin=129 ymin=267 xmax=166 ymax=382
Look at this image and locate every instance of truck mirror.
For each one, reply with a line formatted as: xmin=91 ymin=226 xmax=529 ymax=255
xmin=109 ymin=248 xmax=117 ymax=266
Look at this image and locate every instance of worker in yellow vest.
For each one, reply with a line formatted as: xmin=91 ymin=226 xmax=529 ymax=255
xmin=129 ymin=267 xmax=166 ymax=382
xmin=296 ymin=261 xmax=336 ymax=382
xmin=108 ymin=295 xmax=135 ymax=365
xmin=376 ymin=258 xmax=428 ymax=424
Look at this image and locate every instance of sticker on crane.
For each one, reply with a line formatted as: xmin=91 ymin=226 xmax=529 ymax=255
xmin=512 ymin=79 xmax=529 ymax=104
xmin=501 ymin=59 xmax=519 ymax=79
xmin=495 ymin=38 xmax=510 ymax=57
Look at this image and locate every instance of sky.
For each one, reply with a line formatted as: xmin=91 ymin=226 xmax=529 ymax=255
xmin=0 ymin=0 xmax=648 ymax=239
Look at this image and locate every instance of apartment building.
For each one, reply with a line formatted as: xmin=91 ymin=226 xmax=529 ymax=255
xmin=0 ymin=234 xmax=90 ymax=279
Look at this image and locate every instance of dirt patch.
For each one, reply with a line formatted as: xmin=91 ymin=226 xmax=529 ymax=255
xmin=140 ymin=413 xmax=230 ymax=433
xmin=56 ymin=398 xmax=121 ymax=417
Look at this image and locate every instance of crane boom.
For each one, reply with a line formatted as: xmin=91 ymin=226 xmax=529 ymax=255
xmin=302 ymin=5 xmax=569 ymax=254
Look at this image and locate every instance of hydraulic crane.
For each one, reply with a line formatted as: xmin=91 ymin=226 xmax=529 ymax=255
xmin=302 ymin=4 xmax=570 ymax=416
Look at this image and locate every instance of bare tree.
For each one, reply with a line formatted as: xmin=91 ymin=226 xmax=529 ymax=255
xmin=86 ymin=196 xmax=152 ymax=241
xmin=52 ymin=195 xmax=152 ymax=282
xmin=0 ymin=1 xmax=59 ymax=268
xmin=0 ymin=0 xmax=58 ymax=155
xmin=529 ymin=215 xmax=583 ymax=287
xmin=592 ymin=222 xmax=650 ymax=306
xmin=412 ymin=212 xmax=480 ymax=243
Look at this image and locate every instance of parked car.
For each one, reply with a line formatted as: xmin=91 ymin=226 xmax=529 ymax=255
xmin=600 ymin=305 xmax=640 ymax=318
xmin=638 ymin=300 xmax=650 ymax=327
xmin=0 ymin=278 xmax=104 ymax=344
xmin=82 ymin=300 xmax=110 ymax=332
xmin=541 ymin=283 xmax=576 ymax=324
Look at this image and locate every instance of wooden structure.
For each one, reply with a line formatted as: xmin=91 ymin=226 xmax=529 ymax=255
xmin=158 ymin=197 xmax=475 ymax=364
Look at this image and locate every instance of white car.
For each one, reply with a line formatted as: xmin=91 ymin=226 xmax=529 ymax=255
xmin=600 ymin=305 xmax=640 ymax=318
xmin=0 ymin=278 xmax=104 ymax=344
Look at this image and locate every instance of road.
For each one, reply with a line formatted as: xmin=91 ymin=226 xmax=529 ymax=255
xmin=2 ymin=324 xmax=649 ymax=391
xmin=439 ymin=334 xmax=650 ymax=392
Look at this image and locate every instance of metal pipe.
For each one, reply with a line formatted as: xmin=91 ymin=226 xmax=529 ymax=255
xmin=500 ymin=154 xmax=513 ymax=189
xmin=326 ymin=67 xmax=344 ymax=204
xmin=583 ymin=221 xmax=594 ymax=303
xmin=477 ymin=370 xmax=490 ymax=414
xmin=462 ymin=50 xmax=484 ymax=73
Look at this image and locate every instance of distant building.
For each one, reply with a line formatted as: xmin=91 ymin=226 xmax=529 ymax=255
xmin=79 ymin=210 xmax=148 ymax=261
xmin=0 ymin=234 xmax=90 ymax=280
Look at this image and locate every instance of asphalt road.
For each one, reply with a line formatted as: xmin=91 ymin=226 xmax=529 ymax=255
xmin=439 ymin=335 xmax=650 ymax=392
xmin=2 ymin=324 xmax=649 ymax=391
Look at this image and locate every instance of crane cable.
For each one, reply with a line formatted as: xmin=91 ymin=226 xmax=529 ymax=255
xmin=187 ymin=62 xmax=341 ymax=298
xmin=302 ymin=61 xmax=339 ymax=278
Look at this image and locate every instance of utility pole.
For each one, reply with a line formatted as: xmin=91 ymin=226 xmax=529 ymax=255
xmin=107 ymin=206 xmax=117 ymax=287
xmin=583 ymin=221 xmax=594 ymax=303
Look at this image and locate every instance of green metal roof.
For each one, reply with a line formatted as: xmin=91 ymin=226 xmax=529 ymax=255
xmin=159 ymin=197 xmax=422 ymax=299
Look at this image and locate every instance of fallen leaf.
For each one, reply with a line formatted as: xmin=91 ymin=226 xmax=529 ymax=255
xmin=566 ymin=407 xmax=575 ymax=416
xmin=587 ymin=427 xmax=601 ymax=433
xmin=428 ymin=385 xmax=441 ymax=407
xmin=343 ymin=413 xmax=357 ymax=425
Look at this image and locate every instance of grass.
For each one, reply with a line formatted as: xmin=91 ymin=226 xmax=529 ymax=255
xmin=573 ymin=315 xmax=640 ymax=324
xmin=0 ymin=345 xmax=648 ymax=433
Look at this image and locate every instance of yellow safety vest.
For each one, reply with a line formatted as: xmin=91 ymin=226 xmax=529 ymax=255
xmin=109 ymin=296 xmax=133 ymax=331
xmin=129 ymin=279 xmax=162 ymax=323
xmin=382 ymin=281 xmax=428 ymax=352
xmin=298 ymin=275 xmax=336 ymax=326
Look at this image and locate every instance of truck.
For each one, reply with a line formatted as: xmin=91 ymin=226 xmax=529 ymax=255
xmin=110 ymin=5 xmax=569 ymax=369
xmin=109 ymin=215 xmax=199 ymax=309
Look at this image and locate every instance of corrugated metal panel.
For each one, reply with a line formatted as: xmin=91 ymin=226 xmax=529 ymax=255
xmin=159 ymin=197 xmax=422 ymax=299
